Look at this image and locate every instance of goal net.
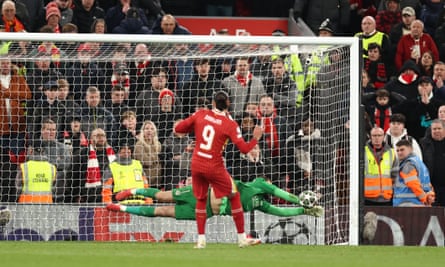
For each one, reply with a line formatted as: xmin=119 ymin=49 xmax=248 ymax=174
xmin=0 ymin=33 xmax=360 ymax=245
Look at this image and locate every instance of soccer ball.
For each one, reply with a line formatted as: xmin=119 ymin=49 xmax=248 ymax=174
xmin=298 ymin=190 xmax=318 ymax=208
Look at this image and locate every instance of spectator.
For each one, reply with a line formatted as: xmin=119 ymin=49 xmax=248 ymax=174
xmin=44 ymin=1 xmax=62 ymax=33
xmin=111 ymin=7 xmax=150 ymax=34
xmin=433 ymin=61 xmax=445 ymax=101
xmin=59 ymin=23 xmax=79 ymax=57
xmin=363 ymin=88 xmax=404 ymax=132
xmin=133 ymin=120 xmax=162 ymax=190
xmin=355 ymin=16 xmax=391 ymax=66
xmin=418 ymin=0 xmax=443 ymax=38
xmin=30 ymin=25 xmax=67 ymax=72
xmin=263 ymin=57 xmax=298 ymax=131
xmin=362 ymin=69 xmax=376 ymax=94
xmin=389 ymin=6 xmax=416 ymax=65
xmin=152 ymin=88 xmax=181 ymax=142
xmin=36 ymin=0 xmax=74 ymax=30
xmin=65 ymin=43 xmax=105 ymax=102
xmin=106 ymin=0 xmax=149 ymax=33
xmin=83 ymin=127 xmax=115 ymax=203
xmin=63 ymin=115 xmax=88 ymax=203
xmin=256 ymin=95 xmax=289 ymax=186
xmin=349 ymin=1 xmax=378 ymax=35
xmin=395 ymin=19 xmax=439 ymax=71
xmin=102 ymin=139 xmax=151 ymax=204
xmin=79 ymin=86 xmax=116 ymax=142
xmin=57 ymin=78 xmax=80 ymax=130
xmin=113 ymin=110 xmax=138 ymax=148
xmin=394 ymin=139 xmax=435 ymax=206
xmin=151 ymin=13 xmax=191 ymax=34
xmin=364 ymin=42 xmax=392 ymax=89
xmin=181 ymin=58 xmax=219 ymax=116
xmin=39 ymin=118 xmax=72 ymax=203
xmin=435 ymin=16 xmax=445 ymax=62
xmin=0 ymin=0 xmax=28 ymax=32
xmin=15 ymin=0 xmax=41 ymax=32
xmin=385 ymin=59 xmax=420 ymax=100
xmin=71 ymin=0 xmax=105 ymax=33
xmin=167 ymin=43 xmax=194 ymax=91
xmin=250 ymin=44 xmax=272 ymax=81
xmin=285 ymin=119 xmax=327 ymax=194
xmin=135 ymin=67 xmax=181 ymax=127
xmin=55 ymin=0 xmax=73 ymax=27
xmin=63 ymin=114 xmax=88 ymax=150
xmin=108 ymin=62 xmax=137 ymax=107
xmin=103 ymin=85 xmax=131 ymax=123
xmin=16 ymin=142 xmax=57 ymax=203
xmin=394 ymin=76 xmax=445 ymax=140
xmin=420 ymin=119 xmax=445 ymax=206
xmin=0 ymin=56 xmax=31 ymax=202
xmin=27 ymin=80 xmax=68 ymax=141
xmin=128 ymin=43 xmax=152 ymax=91
xmin=364 ymin=127 xmax=399 ymax=206
xmin=292 ymin=0 xmax=350 ymax=35
xmin=418 ymin=50 xmax=435 ymax=77
xmin=91 ymin=17 xmax=106 ymax=33
xmin=26 ymin=50 xmax=62 ymax=101
xmin=222 ymin=57 xmax=265 ymax=118
xmin=376 ymin=0 xmax=401 ymax=35
xmin=161 ymin=119 xmax=193 ymax=190
xmin=384 ymin=113 xmax=423 ymax=159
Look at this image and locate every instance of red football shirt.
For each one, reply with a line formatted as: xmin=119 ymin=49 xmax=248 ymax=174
xmin=175 ymin=109 xmax=257 ymax=170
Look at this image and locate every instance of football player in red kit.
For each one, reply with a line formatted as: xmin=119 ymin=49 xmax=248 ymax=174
xmin=174 ymin=90 xmax=263 ymax=248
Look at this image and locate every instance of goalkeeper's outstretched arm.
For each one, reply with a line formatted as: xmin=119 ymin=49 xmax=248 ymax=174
xmin=252 ymin=178 xmax=301 ymax=204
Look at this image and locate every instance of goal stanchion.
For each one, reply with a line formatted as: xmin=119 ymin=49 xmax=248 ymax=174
xmin=0 ymin=33 xmax=360 ymax=245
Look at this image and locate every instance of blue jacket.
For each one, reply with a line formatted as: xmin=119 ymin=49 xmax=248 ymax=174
xmin=393 ymin=154 xmax=433 ymax=206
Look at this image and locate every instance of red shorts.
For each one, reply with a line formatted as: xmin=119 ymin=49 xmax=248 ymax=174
xmin=191 ymin=162 xmax=236 ymax=200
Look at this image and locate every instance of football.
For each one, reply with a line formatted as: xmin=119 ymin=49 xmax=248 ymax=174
xmin=298 ymin=190 xmax=318 ymax=208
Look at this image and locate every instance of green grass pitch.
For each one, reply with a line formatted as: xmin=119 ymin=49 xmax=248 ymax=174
xmin=0 ymin=242 xmax=442 ymax=267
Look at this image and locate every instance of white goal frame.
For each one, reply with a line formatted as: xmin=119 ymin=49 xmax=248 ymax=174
xmin=0 ymin=33 xmax=360 ymax=245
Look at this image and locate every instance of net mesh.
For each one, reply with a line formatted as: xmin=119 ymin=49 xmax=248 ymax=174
xmin=0 ymin=34 xmax=357 ymax=244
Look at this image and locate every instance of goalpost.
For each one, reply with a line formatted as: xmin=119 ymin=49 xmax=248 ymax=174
xmin=0 ymin=33 xmax=360 ymax=245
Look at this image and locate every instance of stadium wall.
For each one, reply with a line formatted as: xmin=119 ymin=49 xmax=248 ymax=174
xmin=0 ymin=205 xmax=323 ymax=244
xmin=364 ymin=207 xmax=445 ymax=246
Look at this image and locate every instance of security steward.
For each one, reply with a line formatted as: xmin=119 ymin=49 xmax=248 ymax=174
xmin=16 ymin=141 xmax=57 ymax=203
xmin=102 ymin=140 xmax=152 ymax=204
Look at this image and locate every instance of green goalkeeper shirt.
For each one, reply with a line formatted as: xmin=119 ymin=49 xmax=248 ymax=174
xmin=219 ymin=178 xmax=305 ymax=217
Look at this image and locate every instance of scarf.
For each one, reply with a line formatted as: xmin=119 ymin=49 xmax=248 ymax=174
xmin=136 ymin=61 xmax=150 ymax=76
xmin=85 ymin=144 xmax=116 ymax=188
xmin=257 ymin=108 xmax=279 ymax=157
xmin=37 ymin=44 xmax=61 ymax=67
xmin=111 ymin=74 xmax=130 ymax=92
xmin=374 ymin=106 xmax=392 ymax=132
xmin=236 ymin=71 xmax=252 ymax=87
xmin=2 ymin=16 xmax=25 ymax=32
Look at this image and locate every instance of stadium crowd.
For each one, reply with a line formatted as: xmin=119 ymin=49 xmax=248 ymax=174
xmin=0 ymin=0 xmax=444 ymax=207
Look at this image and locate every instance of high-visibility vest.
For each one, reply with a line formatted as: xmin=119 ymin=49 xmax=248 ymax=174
xmin=364 ymin=146 xmax=395 ymax=200
xmin=355 ymin=31 xmax=386 ymax=58
xmin=109 ymin=160 xmax=146 ymax=193
xmin=272 ymin=46 xmax=305 ymax=106
xmin=19 ymin=160 xmax=56 ymax=203
xmin=393 ymin=155 xmax=433 ymax=206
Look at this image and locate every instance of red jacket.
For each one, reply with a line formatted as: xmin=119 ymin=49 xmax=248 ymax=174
xmin=395 ymin=33 xmax=439 ymax=71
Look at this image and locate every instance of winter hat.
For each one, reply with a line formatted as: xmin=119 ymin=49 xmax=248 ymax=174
xmin=46 ymin=5 xmax=61 ymax=21
xmin=159 ymin=88 xmax=175 ymax=104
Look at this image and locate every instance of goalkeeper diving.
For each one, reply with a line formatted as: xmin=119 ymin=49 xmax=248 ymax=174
xmin=106 ymin=177 xmax=323 ymax=219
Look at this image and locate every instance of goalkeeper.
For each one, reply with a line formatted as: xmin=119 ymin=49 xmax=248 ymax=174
xmin=106 ymin=177 xmax=323 ymax=219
